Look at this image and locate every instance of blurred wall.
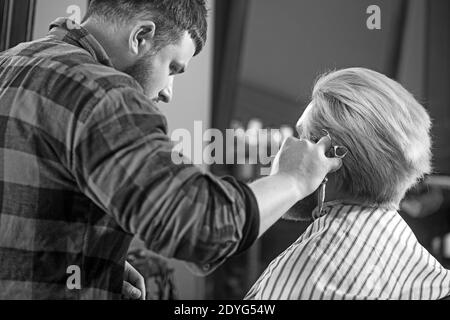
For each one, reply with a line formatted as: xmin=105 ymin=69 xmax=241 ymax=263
xmin=397 ymin=0 xmax=427 ymax=100
xmin=240 ymin=0 xmax=402 ymax=101
xmin=32 ymin=0 xmax=214 ymax=300
xmin=235 ymin=0 xmax=418 ymax=127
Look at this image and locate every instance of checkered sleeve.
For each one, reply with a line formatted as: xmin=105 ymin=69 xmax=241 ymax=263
xmin=71 ymin=87 xmax=260 ymax=275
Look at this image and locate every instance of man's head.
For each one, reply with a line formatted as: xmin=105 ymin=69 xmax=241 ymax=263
xmin=297 ymin=68 xmax=432 ymax=208
xmin=82 ymin=0 xmax=208 ymax=103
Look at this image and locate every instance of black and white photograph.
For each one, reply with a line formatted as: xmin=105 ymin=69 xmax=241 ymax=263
xmin=0 ymin=0 xmax=450 ymax=309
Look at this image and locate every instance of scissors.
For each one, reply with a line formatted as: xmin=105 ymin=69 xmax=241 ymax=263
xmin=313 ymin=130 xmax=348 ymax=216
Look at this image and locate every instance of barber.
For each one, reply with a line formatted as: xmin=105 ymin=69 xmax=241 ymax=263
xmin=0 ymin=0 xmax=341 ymax=300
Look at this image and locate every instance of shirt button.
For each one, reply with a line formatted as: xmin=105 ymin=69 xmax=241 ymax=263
xmin=203 ymin=264 xmax=211 ymax=271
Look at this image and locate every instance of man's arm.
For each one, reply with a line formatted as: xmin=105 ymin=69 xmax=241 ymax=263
xmin=70 ymin=87 xmax=339 ymax=274
xmin=251 ymin=136 xmax=340 ymax=237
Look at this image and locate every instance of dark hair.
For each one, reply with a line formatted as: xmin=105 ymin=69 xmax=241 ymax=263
xmin=84 ymin=0 xmax=208 ymax=55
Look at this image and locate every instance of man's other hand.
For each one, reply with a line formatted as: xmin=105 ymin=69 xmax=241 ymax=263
xmin=122 ymin=261 xmax=146 ymax=300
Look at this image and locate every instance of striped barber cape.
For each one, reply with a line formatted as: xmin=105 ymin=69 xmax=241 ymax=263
xmin=245 ymin=201 xmax=450 ymax=300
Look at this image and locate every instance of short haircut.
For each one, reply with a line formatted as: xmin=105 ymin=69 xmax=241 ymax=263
xmin=300 ymin=68 xmax=432 ymax=206
xmin=84 ymin=0 xmax=208 ymax=55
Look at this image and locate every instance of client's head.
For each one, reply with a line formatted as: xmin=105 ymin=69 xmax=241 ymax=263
xmin=298 ymin=67 xmax=432 ymax=209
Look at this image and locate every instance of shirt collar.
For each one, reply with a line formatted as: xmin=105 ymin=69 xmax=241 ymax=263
xmin=311 ymin=199 xmax=398 ymax=220
xmin=311 ymin=200 xmax=346 ymax=220
xmin=47 ymin=18 xmax=114 ymax=68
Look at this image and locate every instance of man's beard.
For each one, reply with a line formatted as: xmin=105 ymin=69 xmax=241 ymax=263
xmin=123 ymin=53 xmax=154 ymax=100
xmin=282 ymin=191 xmax=318 ymax=222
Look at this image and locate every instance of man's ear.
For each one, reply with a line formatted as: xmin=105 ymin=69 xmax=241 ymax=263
xmin=129 ymin=21 xmax=156 ymax=56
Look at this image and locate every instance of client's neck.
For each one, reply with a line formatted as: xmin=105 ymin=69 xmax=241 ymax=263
xmin=324 ymin=178 xmax=400 ymax=210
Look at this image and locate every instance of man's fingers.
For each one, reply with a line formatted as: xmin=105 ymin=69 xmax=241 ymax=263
xmin=125 ymin=262 xmax=146 ymax=300
xmin=328 ymin=157 xmax=343 ymax=174
xmin=122 ymin=280 xmax=142 ymax=300
xmin=316 ymin=134 xmax=332 ymax=153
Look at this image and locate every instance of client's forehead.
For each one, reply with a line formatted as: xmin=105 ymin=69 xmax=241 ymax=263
xmin=296 ymin=102 xmax=314 ymax=135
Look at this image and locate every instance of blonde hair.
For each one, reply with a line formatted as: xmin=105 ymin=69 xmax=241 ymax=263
xmin=301 ymin=68 xmax=432 ymax=206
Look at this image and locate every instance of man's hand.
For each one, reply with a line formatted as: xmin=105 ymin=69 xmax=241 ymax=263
xmin=122 ymin=261 xmax=146 ymax=300
xmin=271 ymin=135 xmax=342 ymax=198
xmin=250 ymin=135 xmax=342 ymax=237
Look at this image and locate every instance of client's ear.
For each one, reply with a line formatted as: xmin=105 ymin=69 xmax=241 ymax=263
xmin=328 ymin=146 xmax=348 ymax=173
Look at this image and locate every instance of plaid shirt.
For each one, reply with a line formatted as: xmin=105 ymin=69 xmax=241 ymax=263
xmin=0 ymin=18 xmax=259 ymax=300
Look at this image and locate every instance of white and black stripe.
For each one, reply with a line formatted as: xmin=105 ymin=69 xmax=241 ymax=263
xmin=245 ymin=201 xmax=450 ymax=300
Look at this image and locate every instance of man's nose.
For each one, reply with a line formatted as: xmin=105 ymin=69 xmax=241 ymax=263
xmin=158 ymin=77 xmax=174 ymax=104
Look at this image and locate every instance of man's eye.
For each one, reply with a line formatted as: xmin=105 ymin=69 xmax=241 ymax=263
xmin=170 ymin=65 xmax=178 ymax=75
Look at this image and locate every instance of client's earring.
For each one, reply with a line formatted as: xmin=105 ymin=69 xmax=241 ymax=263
xmin=332 ymin=146 xmax=348 ymax=159
xmin=321 ymin=129 xmax=331 ymax=142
